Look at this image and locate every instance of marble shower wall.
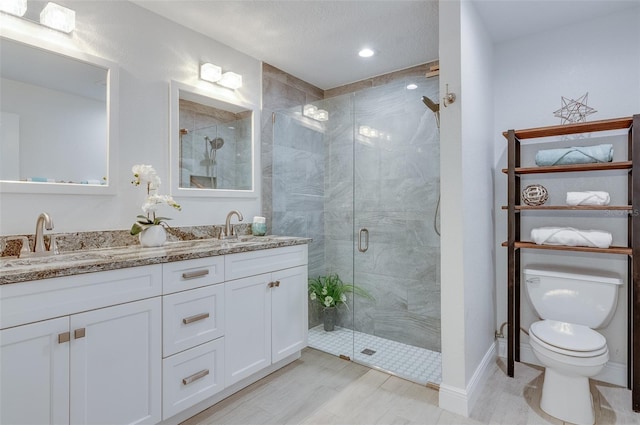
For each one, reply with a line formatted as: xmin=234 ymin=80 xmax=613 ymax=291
xmin=262 ymin=64 xmax=325 ymax=283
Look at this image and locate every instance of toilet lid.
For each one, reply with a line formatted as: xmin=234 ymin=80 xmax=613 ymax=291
xmin=530 ymin=320 xmax=606 ymax=352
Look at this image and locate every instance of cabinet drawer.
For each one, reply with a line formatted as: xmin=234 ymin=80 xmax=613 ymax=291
xmin=1 ymin=265 xmax=162 ymax=329
xmin=225 ymin=245 xmax=308 ymax=281
xmin=163 ymin=256 xmax=224 ymax=294
xmin=162 ymin=338 xmax=225 ymax=420
xmin=163 ymin=285 xmax=225 ymax=357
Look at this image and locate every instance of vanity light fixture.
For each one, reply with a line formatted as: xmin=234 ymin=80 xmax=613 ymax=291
xmin=39 ymin=2 xmax=75 ymax=33
xmin=302 ymin=104 xmax=328 ymax=122
xmin=200 ymin=63 xmax=242 ymax=90
xmin=314 ymin=109 xmax=328 ymax=122
xmin=218 ymin=71 xmax=243 ymax=89
xmin=200 ymin=63 xmax=222 ymax=83
xmin=359 ymin=125 xmax=390 ymax=141
xmin=0 ymin=0 xmax=27 ymax=17
xmin=303 ymin=104 xmax=318 ymax=117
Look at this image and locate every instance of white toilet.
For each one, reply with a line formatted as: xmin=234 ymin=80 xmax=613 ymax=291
xmin=524 ymin=267 xmax=623 ymax=425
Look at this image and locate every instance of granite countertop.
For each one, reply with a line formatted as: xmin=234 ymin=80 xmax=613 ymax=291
xmin=0 ymin=236 xmax=311 ymax=285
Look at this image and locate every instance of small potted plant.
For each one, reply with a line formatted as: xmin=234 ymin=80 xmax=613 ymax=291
xmin=130 ymin=164 xmax=181 ymax=247
xmin=308 ymin=273 xmax=373 ymax=331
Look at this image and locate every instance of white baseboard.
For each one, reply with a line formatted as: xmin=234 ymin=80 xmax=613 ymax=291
xmin=439 ymin=342 xmax=496 ymax=417
xmin=497 ymin=338 xmax=627 ymax=387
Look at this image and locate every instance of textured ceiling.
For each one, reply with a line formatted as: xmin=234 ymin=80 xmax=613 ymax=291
xmin=132 ymin=0 xmax=439 ymax=90
xmin=472 ymin=0 xmax=639 ymax=43
xmin=132 ymin=0 xmax=638 ymax=90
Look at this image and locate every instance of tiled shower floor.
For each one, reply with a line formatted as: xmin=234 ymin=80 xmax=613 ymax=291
xmin=308 ymin=325 xmax=442 ymax=385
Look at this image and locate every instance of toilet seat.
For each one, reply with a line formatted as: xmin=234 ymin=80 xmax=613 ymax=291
xmin=530 ymin=320 xmax=607 ymax=357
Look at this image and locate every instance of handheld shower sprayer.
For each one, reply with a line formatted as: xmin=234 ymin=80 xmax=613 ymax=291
xmin=422 ymin=96 xmax=440 ymax=129
xmin=422 ymin=96 xmax=439 ymax=114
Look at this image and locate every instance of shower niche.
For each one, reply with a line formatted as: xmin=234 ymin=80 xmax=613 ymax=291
xmin=169 ymin=80 xmax=255 ymax=197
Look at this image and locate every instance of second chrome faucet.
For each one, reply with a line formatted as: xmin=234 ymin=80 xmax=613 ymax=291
xmin=221 ymin=210 xmax=243 ymax=239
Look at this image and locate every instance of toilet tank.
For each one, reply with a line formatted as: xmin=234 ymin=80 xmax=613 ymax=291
xmin=524 ymin=267 xmax=623 ymax=329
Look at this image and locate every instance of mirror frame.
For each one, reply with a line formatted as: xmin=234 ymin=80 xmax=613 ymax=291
xmin=169 ymin=80 xmax=257 ymax=198
xmin=0 ymin=30 xmax=119 ymax=195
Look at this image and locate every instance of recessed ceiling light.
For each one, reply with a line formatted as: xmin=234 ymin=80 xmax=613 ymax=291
xmin=358 ymin=48 xmax=375 ymax=58
xmin=406 ymin=83 xmax=418 ymax=90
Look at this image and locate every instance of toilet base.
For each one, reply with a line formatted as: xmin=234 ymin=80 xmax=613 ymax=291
xmin=540 ymin=367 xmax=594 ymax=425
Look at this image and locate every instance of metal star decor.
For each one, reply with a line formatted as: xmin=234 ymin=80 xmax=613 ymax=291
xmin=553 ymin=92 xmax=597 ymax=124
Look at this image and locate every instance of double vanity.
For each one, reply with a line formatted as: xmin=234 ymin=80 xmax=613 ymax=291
xmin=0 ymin=235 xmax=310 ymax=424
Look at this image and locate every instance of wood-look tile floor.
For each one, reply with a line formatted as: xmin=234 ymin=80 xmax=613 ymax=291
xmin=183 ymin=348 xmax=640 ymax=425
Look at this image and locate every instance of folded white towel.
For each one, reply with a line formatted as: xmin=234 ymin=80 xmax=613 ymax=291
xmin=531 ymin=227 xmax=612 ymax=249
xmin=566 ymin=191 xmax=610 ymax=206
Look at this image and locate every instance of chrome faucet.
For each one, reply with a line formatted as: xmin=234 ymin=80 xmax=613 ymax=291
xmin=222 ymin=210 xmax=243 ymax=239
xmin=34 ymin=212 xmax=54 ymax=253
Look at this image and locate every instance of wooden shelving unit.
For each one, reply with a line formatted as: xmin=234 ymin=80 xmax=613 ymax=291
xmin=503 ymin=115 xmax=640 ymax=411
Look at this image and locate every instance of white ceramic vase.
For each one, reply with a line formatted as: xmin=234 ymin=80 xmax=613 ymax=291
xmin=138 ymin=225 xmax=167 ymax=247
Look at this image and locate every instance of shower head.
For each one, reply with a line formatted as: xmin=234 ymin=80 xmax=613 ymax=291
xmin=205 ymin=136 xmax=224 ymax=150
xmin=422 ymin=96 xmax=439 ymax=114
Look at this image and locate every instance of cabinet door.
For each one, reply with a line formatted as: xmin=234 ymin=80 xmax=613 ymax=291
xmin=224 ymin=273 xmax=271 ymax=386
xmin=271 ymin=265 xmax=308 ymax=363
xmin=70 ymin=298 xmax=161 ymax=425
xmin=0 ymin=317 xmax=70 ymax=425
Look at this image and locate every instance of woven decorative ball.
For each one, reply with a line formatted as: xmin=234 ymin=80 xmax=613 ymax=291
xmin=522 ymin=184 xmax=548 ymax=206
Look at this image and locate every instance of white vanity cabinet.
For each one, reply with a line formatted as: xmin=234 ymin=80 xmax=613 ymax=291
xmin=224 ymin=245 xmax=308 ymax=386
xmin=0 ymin=241 xmax=309 ymax=425
xmin=0 ymin=265 xmax=162 ymax=425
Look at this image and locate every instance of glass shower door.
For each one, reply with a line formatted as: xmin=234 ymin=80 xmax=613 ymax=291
xmin=350 ymin=79 xmax=442 ymax=384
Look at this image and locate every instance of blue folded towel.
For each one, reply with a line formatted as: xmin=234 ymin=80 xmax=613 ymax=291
xmin=535 ymin=144 xmax=613 ymax=166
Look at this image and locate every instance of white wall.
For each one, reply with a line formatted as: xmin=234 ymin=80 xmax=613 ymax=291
xmin=0 ymin=0 xmax=262 ymax=234
xmin=493 ymin=5 xmax=640 ymax=381
xmin=460 ymin=0 xmax=496 ymax=398
xmin=439 ymin=0 xmax=496 ymax=416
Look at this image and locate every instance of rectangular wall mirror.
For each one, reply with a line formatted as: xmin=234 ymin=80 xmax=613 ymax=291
xmin=170 ymin=80 xmax=255 ymax=197
xmin=0 ymin=34 xmax=118 ymax=195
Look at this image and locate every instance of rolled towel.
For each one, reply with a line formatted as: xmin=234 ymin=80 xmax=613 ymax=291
xmin=535 ymin=144 xmax=613 ymax=166
xmin=566 ymin=191 xmax=610 ymax=206
xmin=531 ymin=227 xmax=612 ymax=249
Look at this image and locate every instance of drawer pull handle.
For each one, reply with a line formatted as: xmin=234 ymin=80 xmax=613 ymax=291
xmin=74 ymin=328 xmax=85 ymax=339
xmin=58 ymin=332 xmax=70 ymax=344
xmin=274 ymin=280 xmax=280 ymax=287
xmin=182 ymin=269 xmax=209 ymax=280
xmin=182 ymin=312 xmax=210 ymax=325
xmin=182 ymin=369 xmax=209 ymax=385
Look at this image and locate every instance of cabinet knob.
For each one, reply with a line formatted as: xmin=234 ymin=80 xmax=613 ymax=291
xmin=267 ymin=281 xmax=280 ymax=288
xmin=58 ymin=332 xmax=70 ymax=344
xmin=74 ymin=328 xmax=86 ymax=339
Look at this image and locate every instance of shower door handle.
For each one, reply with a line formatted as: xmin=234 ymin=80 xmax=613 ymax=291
xmin=358 ymin=228 xmax=369 ymax=253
